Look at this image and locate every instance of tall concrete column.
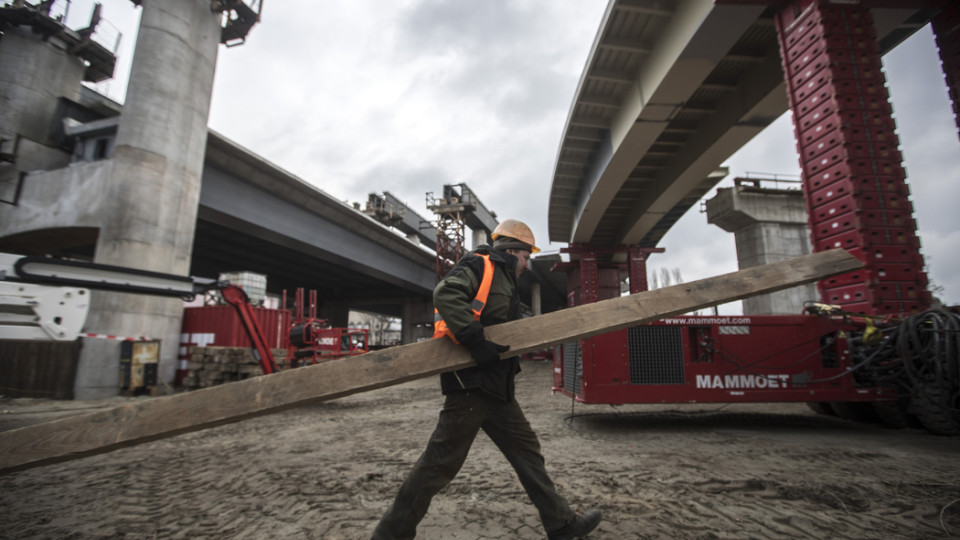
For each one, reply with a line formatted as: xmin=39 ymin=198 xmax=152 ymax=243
xmin=706 ymin=182 xmax=818 ymax=315
xmin=319 ymin=301 xmax=352 ymax=329
xmin=471 ymin=228 xmax=488 ymax=250
xmin=401 ymin=296 xmax=433 ymax=344
xmin=76 ymin=0 xmax=222 ymax=398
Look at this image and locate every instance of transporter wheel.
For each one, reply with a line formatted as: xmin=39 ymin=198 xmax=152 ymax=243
xmin=871 ymin=399 xmax=913 ymax=429
xmin=830 ymin=402 xmax=881 ymax=424
xmin=913 ymin=384 xmax=960 ymax=436
xmin=806 ymin=402 xmax=836 ymax=416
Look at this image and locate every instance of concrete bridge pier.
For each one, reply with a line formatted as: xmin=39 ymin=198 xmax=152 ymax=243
xmin=706 ymin=180 xmax=818 ymax=315
xmin=77 ymin=0 xmax=222 ymax=398
xmin=401 ymin=297 xmax=434 ymax=344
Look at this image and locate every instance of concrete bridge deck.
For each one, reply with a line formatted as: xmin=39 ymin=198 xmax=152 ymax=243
xmin=549 ymin=0 xmax=941 ymax=252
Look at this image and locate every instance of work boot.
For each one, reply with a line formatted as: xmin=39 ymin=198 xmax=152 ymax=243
xmin=547 ymin=509 xmax=602 ymax=540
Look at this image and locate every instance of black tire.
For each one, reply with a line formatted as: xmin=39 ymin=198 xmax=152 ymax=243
xmin=913 ymin=384 xmax=960 ymax=436
xmin=807 ymin=402 xmax=836 ymax=416
xmin=871 ymin=399 xmax=912 ymax=429
xmin=830 ymin=402 xmax=882 ymax=424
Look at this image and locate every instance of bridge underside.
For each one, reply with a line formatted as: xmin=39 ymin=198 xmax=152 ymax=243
xmin=193 ymin=218 xmax=422 ymax=317
xmin=549 ymin=0 xmax=945 ymax=255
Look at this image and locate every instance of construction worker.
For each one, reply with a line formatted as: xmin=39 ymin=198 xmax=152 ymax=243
xmin=372 ymin=219 xmax=601 ymax=540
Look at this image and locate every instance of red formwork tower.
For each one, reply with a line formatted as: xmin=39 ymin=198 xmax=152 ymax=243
xmin=933 ymin=2 xmax=960 ymax=140
xmin=775 ymin=0 xmax=932 ymax=315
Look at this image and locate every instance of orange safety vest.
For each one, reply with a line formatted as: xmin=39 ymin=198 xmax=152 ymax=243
xmin=433 ymin=253 xmax=495 ymax=343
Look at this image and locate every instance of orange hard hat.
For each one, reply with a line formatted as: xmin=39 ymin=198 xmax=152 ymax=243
xmin=491 ymin=219 xmax=540 ymax=253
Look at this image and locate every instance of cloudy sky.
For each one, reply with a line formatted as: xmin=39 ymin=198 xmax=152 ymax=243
xmin=67 ymin=0 xmax=959 ymax=309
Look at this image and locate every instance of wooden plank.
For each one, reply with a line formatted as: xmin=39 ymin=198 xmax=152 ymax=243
xmin=0 ymin=249 xmax=861 ymax=473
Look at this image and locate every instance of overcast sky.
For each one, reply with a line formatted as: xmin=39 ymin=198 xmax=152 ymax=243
xmin=67 ymin=0 xmax=960 ymax=309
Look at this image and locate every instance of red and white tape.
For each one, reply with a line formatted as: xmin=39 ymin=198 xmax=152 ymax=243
xmin=82 ymin=333 xmax=154 ymax=342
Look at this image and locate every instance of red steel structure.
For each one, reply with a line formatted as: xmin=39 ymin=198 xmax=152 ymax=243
xmin=775 ymin=0 xmax=931 ymax=315
xmin=552 ymin=0 xmax=959 ymax=435
xmin=285 ymin=288 xmax=369 ymax=366
xmin=932 ymin=2 xmax=960 ymax=140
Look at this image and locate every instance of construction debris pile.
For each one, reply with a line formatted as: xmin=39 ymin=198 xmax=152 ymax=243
xmin=181 ymin=347 xmax=288 ymax=389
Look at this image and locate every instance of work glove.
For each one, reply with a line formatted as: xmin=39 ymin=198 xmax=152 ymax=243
xmin=454 ymin=321 xmax=510 ymax=368
xmin=468 ymin=339 xmax=511 ymax=368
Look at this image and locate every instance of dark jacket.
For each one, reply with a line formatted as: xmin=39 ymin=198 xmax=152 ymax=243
xmin=435 ymin=245 xmax=522 ymax=401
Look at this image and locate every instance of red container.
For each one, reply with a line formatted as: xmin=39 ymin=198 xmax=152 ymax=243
xmin=181 ymin=305 xmax=290 ymax=349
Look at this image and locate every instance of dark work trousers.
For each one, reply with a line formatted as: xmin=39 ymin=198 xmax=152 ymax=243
xmin=372 ymin=390 xmax=575 ymax=539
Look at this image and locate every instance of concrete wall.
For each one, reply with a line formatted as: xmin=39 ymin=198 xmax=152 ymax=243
xmin=0 ymin=26 xmax=85 ymax=147
xmin=0 ymin=26 xmax=86 ymax=200
xmin=0 ymin=161 xmax=109 ymax=236
xmin=706 ymin=186 xmax=818 ymax=315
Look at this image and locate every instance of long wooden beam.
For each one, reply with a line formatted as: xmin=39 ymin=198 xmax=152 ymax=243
xmin=0 ymin=250 xmax=862 ymax=473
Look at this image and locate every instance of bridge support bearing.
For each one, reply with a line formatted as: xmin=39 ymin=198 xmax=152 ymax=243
xmin=775 ymin=0 xmax=931 ymax=316
xmin=556 ymin=244 xmax=666 ymax=304
xmin=552 ymin=244 xmax=664 ymax=394
xmin=933 ymin=2 xmax=960 ymax=141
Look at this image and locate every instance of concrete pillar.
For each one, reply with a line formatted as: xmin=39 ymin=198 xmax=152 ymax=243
xmin=531 ymin=282 xmax=542 ymax=316
xmin=76 ymin=0 xmax=222 ymax=398
xmin=319 ymin=300 xmax=351 ymax=329
xmin=472 ymin=228 xmax=488 ymax=250
xmin=706 ymin=183 xmax=818 ymax=315
xmin=401 ymin=296 xmax=433 ymax=344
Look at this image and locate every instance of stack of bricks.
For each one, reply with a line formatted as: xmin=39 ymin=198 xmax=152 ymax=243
xmin=181 ymin=347 xmax=288 ymax=389
xmin=775 ymin=1 xmax=932 ymax=315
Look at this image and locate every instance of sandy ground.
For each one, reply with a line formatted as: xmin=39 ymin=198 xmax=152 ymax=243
xmin=1 ymin=360 xmax=959 ymax=540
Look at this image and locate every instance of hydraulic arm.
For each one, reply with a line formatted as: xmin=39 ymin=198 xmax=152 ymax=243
xmin=0 ymin=252 xmax=278 ymax=374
